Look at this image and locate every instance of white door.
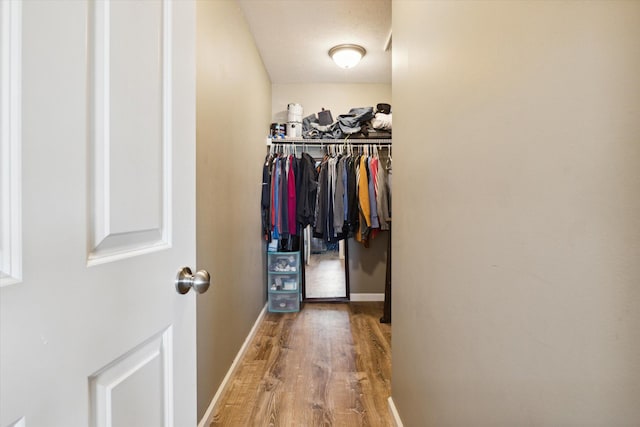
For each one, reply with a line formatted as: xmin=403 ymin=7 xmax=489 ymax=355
xmin=1 ymin=1 xmax=198 ymax=426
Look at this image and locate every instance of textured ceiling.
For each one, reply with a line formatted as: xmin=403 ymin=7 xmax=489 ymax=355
xmin=237 ymin=0 xmax=392 ymax=84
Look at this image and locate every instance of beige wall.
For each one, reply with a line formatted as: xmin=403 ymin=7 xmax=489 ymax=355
xmin=196 ymin=0 xmax=271 ymax=421
xmin=272 ymin=83 xmax=392 ymax=295
xmin=392 ymin=1 xmax=640 ymax=425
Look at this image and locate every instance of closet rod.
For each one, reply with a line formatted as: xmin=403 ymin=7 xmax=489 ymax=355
xmin=267 ymin=137 xmax=392 ymax=145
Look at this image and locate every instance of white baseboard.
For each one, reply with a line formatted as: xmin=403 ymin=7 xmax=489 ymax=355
xmin=198 ymin=303 xmax=268 ymax=427
xmin=388 ymin=396 xmax=404 ymax=427
xmin=350 ymin=293 xmax=385 ymax=302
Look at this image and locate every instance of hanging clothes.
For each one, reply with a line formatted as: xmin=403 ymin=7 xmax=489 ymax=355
xmin=287 ymin=155 xmax=297 ymax=236
xmin=368 ymin=156 xmax=380 ymax=230
xmin=346 ymin=155 xmax=359 ymax=234
xmin=333 ymin=155 xmax=346 ymax=233
xmin=356 ymin=155 xmax=371 ymax=245
xmin=314 ymin=158 xmax=329 ymax=239
xmin=280 ymin=158 xmax=289 ymax=238
xmin=271 ymin=157 xmax=280 ymax=239
xmin=376 ymin=154 xmax=391 ymax=231
xmin=261 ymin=143 xmax=391 ymax=248
xmin=296 ymin=152 xmax=318 ymax=227
xmin=261 ymin=154 xmax=273 ymax=241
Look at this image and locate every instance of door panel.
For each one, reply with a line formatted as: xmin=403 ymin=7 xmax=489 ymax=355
xmin=89 ymin=328 xmax=172 ymax=427
xmin=0 ymin=1 xmax=196 ymax=426
xmin=0 ymin=0 xmax=22 ymax=287
xmin=89 ymin=0 xmax=170 ymax=264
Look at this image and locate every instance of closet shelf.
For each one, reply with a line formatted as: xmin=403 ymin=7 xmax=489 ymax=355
xmin=266 ymin=137 xmax=392 ymax=145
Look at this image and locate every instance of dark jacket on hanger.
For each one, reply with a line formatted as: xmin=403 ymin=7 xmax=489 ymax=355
xmin=280 ymin=157 xmax=289 ymax=238
xmin=346 ymin=155 xmax=360 ymax=234
xmin=261 ymin=154 xmax=273 ymax=242
xmin=296 ymin=152 xmax=318 ymax=228
xmin=314 ymin=159 xmax=328 ymax=238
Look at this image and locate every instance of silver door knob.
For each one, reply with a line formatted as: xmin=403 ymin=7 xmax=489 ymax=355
xmin=175 ymin=267 xmax=211 ymax=294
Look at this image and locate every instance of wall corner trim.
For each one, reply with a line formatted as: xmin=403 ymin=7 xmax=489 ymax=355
xmin=388 ymin=396 xmax=404 ymax=427
xmin=350 ymin=293 xmax=385 ymax=302
xmin=198 ymin=303 xmax=268 ymax=427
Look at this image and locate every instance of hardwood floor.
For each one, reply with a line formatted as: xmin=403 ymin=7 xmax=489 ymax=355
xmin=209 ymin=302 xmax=392 ymax=427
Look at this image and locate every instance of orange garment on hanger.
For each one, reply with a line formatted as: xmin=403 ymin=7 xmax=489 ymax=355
xmin=356 ymin=155 xmax=371 ymax=244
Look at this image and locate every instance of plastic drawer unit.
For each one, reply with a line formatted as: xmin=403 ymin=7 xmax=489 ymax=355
xmin=267 ymin=251 xmax=301 ymax=313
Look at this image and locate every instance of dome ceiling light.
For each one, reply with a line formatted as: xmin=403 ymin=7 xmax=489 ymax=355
xmin=328 ymin=44 xmax=366 ymax=69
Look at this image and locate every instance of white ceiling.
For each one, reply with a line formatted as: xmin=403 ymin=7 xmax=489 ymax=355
xmin=237 ymin=0 xmax=392 ymax=84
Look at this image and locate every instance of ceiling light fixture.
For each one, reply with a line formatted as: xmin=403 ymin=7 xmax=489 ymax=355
xmin=329 ymin=44 xmax=366 ymax=69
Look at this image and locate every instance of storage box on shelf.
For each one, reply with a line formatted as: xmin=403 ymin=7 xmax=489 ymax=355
xmin=267 ymin=251 xmax=301 ymax=312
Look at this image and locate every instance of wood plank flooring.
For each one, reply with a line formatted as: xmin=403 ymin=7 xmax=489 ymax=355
xmin=209 ymin=302 xmax=392 ymax=427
